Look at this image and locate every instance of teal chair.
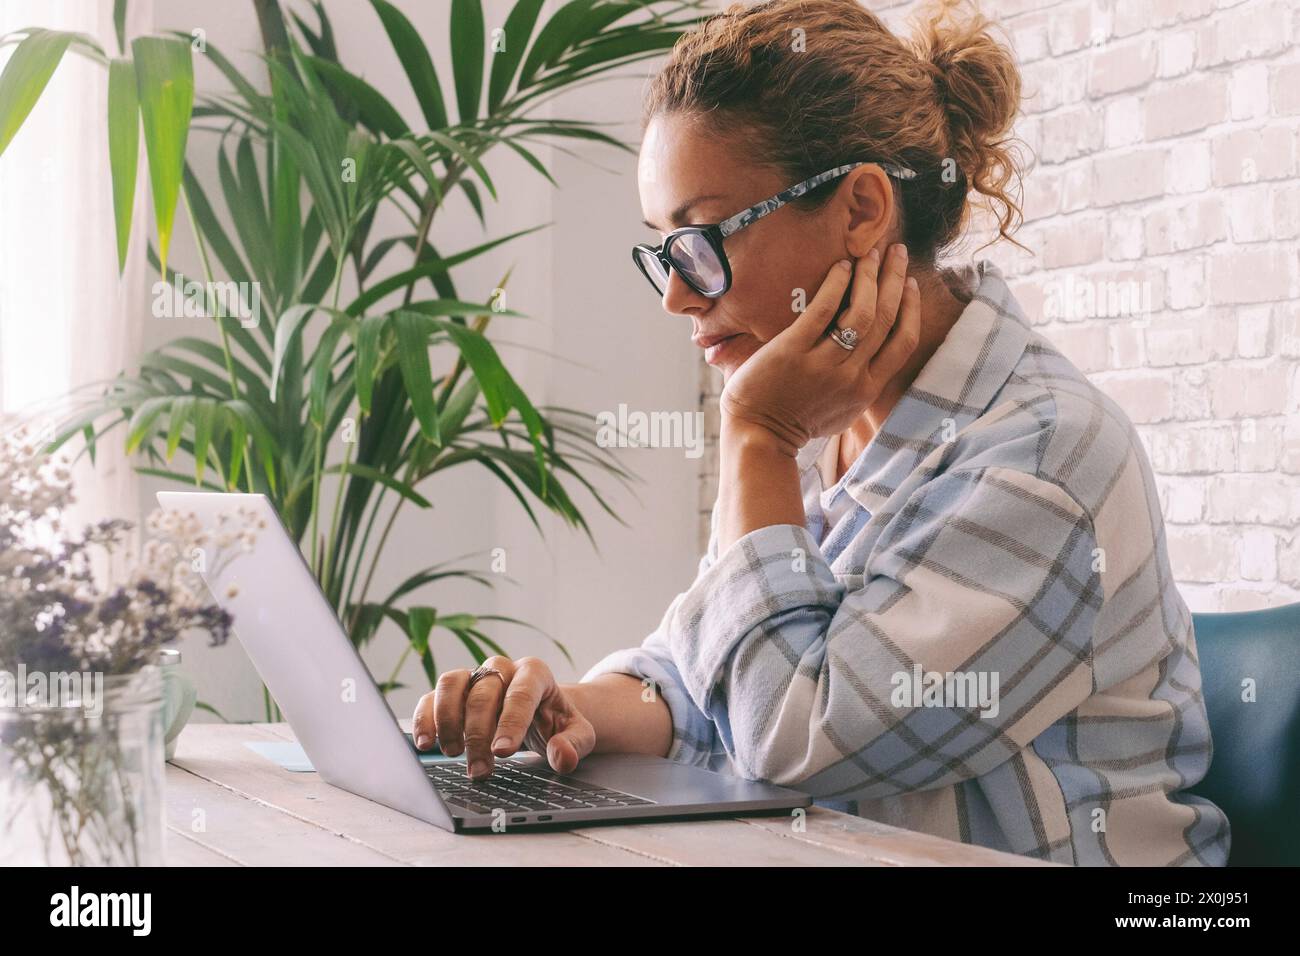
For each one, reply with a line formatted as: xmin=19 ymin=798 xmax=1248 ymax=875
xmin=1187 ymin=604 xmax=1300 ymax=866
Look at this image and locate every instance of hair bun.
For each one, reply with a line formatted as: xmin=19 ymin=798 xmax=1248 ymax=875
xmin=913 ymin=0 xmax=1020 ymax=137
xmin=908 ymin=0 xmax=1024 ymax=238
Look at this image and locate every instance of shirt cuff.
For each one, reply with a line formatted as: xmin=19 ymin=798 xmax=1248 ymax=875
xmin=668 ymin=523 xmax=843 ymax=709
xmin=581 ymin=647 xmax=718 ymax=766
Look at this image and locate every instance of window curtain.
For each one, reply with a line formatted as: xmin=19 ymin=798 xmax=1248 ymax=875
xmin=0 ymin=0 xmax=154 ymax=528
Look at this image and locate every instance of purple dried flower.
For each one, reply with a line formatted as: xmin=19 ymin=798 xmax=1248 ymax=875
xmin=1 ymin=423 xmax=257 ymax=675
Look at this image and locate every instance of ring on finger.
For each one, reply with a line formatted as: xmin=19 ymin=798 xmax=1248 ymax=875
xmin=829 ymin=324 xmax=859 ymax=351
xmin=465 ymin=664 xmax=505 ymax=693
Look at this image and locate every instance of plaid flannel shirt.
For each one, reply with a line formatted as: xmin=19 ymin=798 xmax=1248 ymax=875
xmin=583 ymin=258 xmax=1230 ymax=866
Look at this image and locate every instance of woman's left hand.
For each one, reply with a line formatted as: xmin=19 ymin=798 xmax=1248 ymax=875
xmin=719 ymin=242 xmax=921 ymax=455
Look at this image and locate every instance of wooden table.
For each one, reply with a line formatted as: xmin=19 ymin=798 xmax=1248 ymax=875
xmin=165 ymin=722 xmax=1055 ymax=867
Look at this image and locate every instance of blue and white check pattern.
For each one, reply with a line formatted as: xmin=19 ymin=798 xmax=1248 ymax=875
xmin=583 ymin=259 xmax=1230 ymax=866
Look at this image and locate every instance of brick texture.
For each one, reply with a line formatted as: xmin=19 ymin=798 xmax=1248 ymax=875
xmin=696 ymin=0 xmax=1300 ymax=612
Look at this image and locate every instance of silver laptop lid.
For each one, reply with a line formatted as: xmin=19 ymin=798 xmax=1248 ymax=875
xmin=156 ymin=491 xmax=453 ymax=830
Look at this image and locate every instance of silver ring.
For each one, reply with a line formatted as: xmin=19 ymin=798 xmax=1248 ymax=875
xmin=465 ymin=664 xmax=505 ymax=693
xmin=829 ymin=325 xmax=858 ymax=351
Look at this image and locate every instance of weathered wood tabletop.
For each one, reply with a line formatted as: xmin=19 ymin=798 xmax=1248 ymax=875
xmin=165 ymin=722 xmax=1054 ymax=867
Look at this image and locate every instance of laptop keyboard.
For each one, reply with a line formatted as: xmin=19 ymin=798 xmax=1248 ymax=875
xmin=425 ymin=758 xmax=656 ymax=815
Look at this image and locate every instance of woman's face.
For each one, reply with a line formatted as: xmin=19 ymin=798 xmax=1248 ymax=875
xmin=637 ymin=113 xmax=862 ymax=381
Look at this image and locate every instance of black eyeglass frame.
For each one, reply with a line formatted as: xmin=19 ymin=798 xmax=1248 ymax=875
xmin=632 ymin=159 xmax=917 ymax=300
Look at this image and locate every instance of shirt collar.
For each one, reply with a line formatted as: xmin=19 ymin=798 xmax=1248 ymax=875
xmin=796 ymin=259 xmax=1032 ymax=511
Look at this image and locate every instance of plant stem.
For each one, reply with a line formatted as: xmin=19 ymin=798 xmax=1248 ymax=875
xmin=352 ymin=493 xmax=405 ymax=627
xmin=181 ymin=187 xmax=236 ymax=399
xmin=309 ymin=254 xmax=348 ymax=578
xmin=386 ymin=643 xmax=412 ymax=687
xmin=321 ymin=437 xmax=353 ymax=601
xmin=181 ymin=183 xmax=255 ymax=493
xmin=401 ymin=157 xmax=468 ymax=306
xmin=309 ymin=426 xmax=323 ymax=575
xmin=342 ymin=483 xmax=386 ymax=625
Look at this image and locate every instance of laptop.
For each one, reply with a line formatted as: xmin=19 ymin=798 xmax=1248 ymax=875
xmin=157 ymin=491 xmax=811 ymax=833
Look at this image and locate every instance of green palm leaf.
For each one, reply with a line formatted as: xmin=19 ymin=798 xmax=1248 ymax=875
xmin=106 ymin=58 xmax=140 ymax=271
xmin=449 ymin=0 xmax=485 ymax=124
xmin=487 ymin=0 xmax=546 ymax=113
xmin=369 ymin=0 xmax=448 ymax=130
xmin=131 ymin=36 xmax=193 ymax=276
xmin=0 ymin=29 xmax=76 ymax=156
xmin=391 ymin=310 xmax=441 ymax=445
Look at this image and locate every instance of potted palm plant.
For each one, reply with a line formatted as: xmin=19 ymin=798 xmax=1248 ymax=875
xmin=0 ymin=0 xmax=707 ymax=719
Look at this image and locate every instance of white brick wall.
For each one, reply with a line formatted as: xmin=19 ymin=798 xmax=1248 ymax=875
xmin=697 ymin=0 xmax=1300 ymax=613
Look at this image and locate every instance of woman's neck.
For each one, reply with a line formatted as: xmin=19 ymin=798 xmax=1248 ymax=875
xmin=834 ymin=266 xmax=971 ymax=480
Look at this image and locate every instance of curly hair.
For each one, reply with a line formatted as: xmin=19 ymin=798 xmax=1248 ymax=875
xmin=643 ymin=0 xmax=1030 ymax=267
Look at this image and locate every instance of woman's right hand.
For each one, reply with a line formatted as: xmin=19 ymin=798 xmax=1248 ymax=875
xmin=718 ymin=245 xmax=920 ymax=454
xmin=412 ymin=656 xmax=596 ymax=781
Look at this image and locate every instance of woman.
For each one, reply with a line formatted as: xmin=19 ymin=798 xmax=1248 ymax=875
xmin=413 ymin=0 xmax=1230 ymax=866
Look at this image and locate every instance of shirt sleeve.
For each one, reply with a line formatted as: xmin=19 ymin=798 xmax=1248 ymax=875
xmin=580 ymin=547 xmax=721 ymax=768
xmin=664 ymin=465 xmax=1102 ymax=799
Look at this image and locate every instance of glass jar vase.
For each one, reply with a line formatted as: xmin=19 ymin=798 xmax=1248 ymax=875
xmin=0 ymin=665 xmax=166 ymax=866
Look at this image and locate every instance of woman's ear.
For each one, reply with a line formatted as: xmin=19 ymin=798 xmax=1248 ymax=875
xmin=840 ymin=165 xmax=893 ymax=258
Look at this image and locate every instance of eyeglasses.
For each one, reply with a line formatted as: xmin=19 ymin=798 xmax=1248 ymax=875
xmin=632 ymin=160 xmax=917 ymax=300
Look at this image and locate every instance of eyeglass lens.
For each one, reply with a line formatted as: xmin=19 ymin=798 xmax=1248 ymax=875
xmin=635 ymin=247 xmax=669 ymax=294
xmin=671 ymin=233 xmax=725 ymax=295
xmin=636 ymin=234 xmax=727 ymax=297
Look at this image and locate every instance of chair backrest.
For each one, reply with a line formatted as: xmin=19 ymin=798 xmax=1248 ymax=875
xmin=1188 ymin=603 xmax=1300 ymax=867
